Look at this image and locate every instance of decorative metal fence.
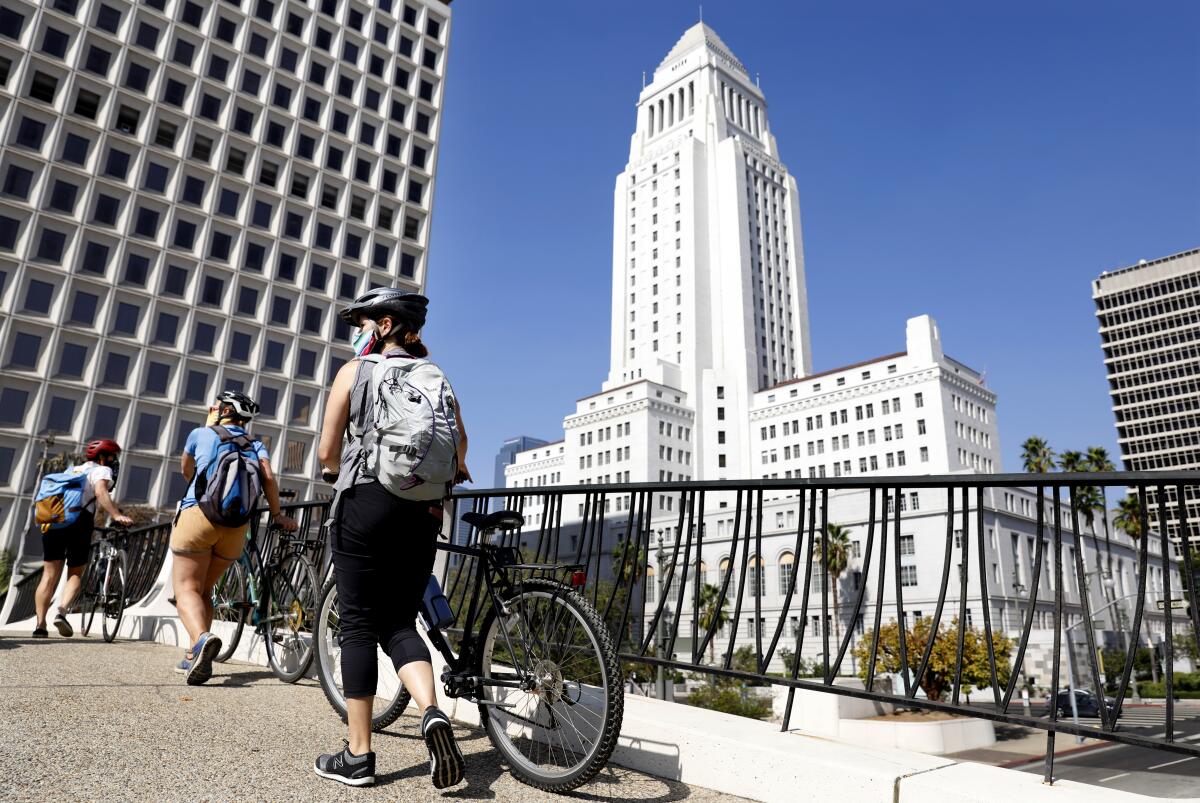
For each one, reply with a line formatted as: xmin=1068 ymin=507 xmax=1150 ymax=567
xmin=446 ymin=471 xmax=1200 ymax=782
xmin=5 ymin=500 xmax=333 ymax=624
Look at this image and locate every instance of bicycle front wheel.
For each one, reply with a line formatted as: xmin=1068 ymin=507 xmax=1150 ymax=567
xmin=264 ymin=553 xmax=318 ymax=682
xmin=315 ymin=579 xmax=411 ymax=731
xmin=101 ymin=556 xmax=126 ymax=643
xmin=211 ymin=560 xmax=247 ymax=662
xmin=476 ymin=578 xmax=623 ymax=792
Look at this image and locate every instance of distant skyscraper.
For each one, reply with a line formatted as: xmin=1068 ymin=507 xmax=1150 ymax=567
xmin=494 ymin=435 xmax=548 ymax=488
xmin=0 ymin=0 xmax=453 ymax=554
xmin=1094 ymin=248 xmax=1200 ymax=545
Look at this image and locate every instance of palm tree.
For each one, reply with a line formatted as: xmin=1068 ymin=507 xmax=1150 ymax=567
xmin=1058 ymin=450 xmax=1085 ymax=473
xmin=610 ymin=535 xmax=646 ymax=586
xmin=816 ymin=523 xmax=852 ymax=647
xmin=1113 ymin=495 xmax=1144 ymax=541
xmin=1086 ymin=446 xmax=1117 ymax=583
xmin=697 ymin=582 xmax=730 ymax=664
xmin=1021 ymin=437 xmax=1056 ymax=473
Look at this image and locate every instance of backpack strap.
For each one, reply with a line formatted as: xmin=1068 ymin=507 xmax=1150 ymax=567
xmin=211 ymin=424 xmax=256 ymax=452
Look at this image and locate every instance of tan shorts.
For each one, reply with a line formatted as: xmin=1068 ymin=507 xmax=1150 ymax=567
xmin=170 ymin=505 xmax=248 ymax=560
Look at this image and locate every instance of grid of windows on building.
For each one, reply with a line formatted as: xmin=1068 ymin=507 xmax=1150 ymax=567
xmin=0 ymin=0 xmax=451 ymax=545
xmin=1093 ymin=249 xmax=1200 ymax=548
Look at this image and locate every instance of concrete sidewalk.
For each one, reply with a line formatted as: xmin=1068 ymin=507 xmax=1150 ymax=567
xmin=0 ymin=636 xmax=748 ymax=802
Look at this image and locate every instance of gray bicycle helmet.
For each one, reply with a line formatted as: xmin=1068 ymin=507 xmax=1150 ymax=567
xmin=337 ymin=288 xmax=428 ymax=329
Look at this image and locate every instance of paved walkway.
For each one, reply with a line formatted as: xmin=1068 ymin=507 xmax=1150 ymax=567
xmin=0 ymin=636 xmax=747 ymax=802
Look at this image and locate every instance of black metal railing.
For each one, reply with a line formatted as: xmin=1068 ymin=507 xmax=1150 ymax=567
xmin=446 ymin=471 xmax=1200 ymax=783
xmin=5 ymin=500 xmax=334 ymax=625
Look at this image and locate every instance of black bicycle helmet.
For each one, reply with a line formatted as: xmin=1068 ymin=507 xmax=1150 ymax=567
xmin=215 ymin=389 xmax=260 ymax=420
xmin=338 ymin=288 xmax=428 ymax=329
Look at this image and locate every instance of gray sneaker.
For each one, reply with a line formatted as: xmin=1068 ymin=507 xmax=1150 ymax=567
xmin=53 ymin=613 xmax=73 ymax=637
xmin=314 ymin=740 xmax=375 ymax=787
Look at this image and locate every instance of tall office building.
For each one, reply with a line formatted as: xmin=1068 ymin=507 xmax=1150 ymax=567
xmin=0 ymin=0 xmax=453 ymax=554
xmin=1094 ymin=248 xmax=1200 ymax=546
xmin=494 ymin=435 xmax=548 ymax=489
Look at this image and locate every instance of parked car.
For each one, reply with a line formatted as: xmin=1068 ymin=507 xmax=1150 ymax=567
xmin=1054 ymin=689 xmax=1117 ymax=718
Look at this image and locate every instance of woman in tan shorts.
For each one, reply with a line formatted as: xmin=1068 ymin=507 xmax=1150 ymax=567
xmin=170 ymin=390 xmax=297 ymax=684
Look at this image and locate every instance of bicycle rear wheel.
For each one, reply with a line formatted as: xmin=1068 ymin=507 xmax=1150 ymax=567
xmin=476 ymin=578 xmax=623 ymax=792
xmin=80 ymin=559 xmax=102 ymax=637
xmin=101 ymin=556 xmax=126 ymax=643
xmin=211 ymin=560 xmax=247 ymax=662
xmin=315 ymin=579 xmax=411 ymax=731
xmin=264 ymin=553 xmax=318 ymax=682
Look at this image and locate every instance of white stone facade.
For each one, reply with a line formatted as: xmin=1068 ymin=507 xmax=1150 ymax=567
xmin=0 ymin=0 xmax=451 ymax=551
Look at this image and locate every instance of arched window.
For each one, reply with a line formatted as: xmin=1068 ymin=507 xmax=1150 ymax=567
xmin=668 ymin=93 xmax=675 ymax=127
xmin=647 ymin=104 xmax=655 ymax=135
xmin=747 ymin=555 xmax=765 ymax=597
xmin=719 ymin=557 xmax=734 ymax=593
xmin=645 ymin=564 xmax=656 ymax=603
xmin=778 ymin=551 xmax=795 ymax=596
xmin=688 ymin=81 xmax=694 ymax=114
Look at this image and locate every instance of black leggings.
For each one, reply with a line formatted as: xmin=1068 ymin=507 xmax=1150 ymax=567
xmin=331 ymin=481 xmax=442 ymax=699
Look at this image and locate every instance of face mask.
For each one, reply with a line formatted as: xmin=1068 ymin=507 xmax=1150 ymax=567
xmin=107 ymin=458 xmax=120 ymax=482
xmin=350 ymin=322 xmax=377 ymax=357
xmin=205 ymin=406 xmax=219 ymax=426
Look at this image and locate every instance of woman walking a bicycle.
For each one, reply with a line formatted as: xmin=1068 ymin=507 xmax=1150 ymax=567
xmin=170 ymin=390 xmax=297 ymax=685
xmin=315 ymin=289 xmax=470 ymax=789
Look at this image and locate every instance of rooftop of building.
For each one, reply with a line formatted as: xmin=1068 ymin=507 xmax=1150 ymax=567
xmin=658 ymin=21 xmax=749 ymax=77
xmin=1094 ymin=247 xmax=1200 ymax=291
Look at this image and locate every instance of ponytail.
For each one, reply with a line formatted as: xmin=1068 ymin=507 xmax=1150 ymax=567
xmin=403 ymin=331 xmax=429 ymax=358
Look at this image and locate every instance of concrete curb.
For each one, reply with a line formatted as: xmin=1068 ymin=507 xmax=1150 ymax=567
xmin=997 ymin=739 xmax=1113 ymax=769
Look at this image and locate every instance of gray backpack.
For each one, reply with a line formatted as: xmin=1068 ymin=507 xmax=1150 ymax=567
xmin=358 ymin=353 xmax=459 ymax=501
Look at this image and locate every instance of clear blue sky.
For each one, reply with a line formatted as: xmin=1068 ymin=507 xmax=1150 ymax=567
xmin=418 ymin=1 xmax=1200 ymax=486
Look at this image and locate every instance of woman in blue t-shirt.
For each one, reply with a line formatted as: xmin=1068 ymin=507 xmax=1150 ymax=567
xmin=169 ymin=390 xmax=297 ymax=685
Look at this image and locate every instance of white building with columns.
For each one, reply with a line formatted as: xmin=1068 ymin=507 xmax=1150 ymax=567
xmin=502 ymin=23 xmax=1184 ymax=684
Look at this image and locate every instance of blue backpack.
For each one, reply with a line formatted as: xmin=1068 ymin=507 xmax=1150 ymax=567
xmin=34 ymin=468 xmax=90 ymax=533
xmin=193 ymin=426 xmax=264 ymax=528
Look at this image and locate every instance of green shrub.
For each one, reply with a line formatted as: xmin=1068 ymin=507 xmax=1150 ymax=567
xmin=685 ymin=683 xmax=773 ymax=720
xmin=1136 ymin=682 xmax=1200 ymax=699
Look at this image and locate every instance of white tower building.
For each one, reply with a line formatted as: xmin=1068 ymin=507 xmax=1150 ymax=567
xmin=0 ymin=0 xmax=453 ymax=554
xmin=606 ymin=22 xmax=812 ymax=482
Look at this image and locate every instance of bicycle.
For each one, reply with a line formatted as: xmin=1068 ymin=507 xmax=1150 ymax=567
xmin=77 ymin=528 xmax=128 ymax=643
xmin=315 ymin=509 xmax=624 ymax=793
xmin=208 ymin=521 xmax=320 ymax=682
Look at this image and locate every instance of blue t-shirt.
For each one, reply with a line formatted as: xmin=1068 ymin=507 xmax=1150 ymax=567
xmin=179 ymin=425 xmax=271 ymax=510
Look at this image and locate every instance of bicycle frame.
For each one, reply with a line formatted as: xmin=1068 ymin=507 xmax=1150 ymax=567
xmin=241 ymin=527 xmax=317 ymax=633
xmin=427 ymin=534 xmax=585 ymax=700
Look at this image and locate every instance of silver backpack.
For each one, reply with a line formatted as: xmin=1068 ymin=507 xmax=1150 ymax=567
xmin=359 ymin=353 xmax=459 ymax=501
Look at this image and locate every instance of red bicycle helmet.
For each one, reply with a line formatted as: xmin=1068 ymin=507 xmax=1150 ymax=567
xmin=85 ymin=439 xmax=122 ymax=460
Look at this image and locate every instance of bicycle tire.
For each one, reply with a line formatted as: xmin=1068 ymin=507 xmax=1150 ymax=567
xmin=80 ymin=600 xmax=96 ymax=638
xmin=80 ymin=560 xmax=102 ymax=637
xmin=101 ymin=556 xmax=126 ymax=643
xmin=314 ymin=578 xmax=411 ymax=731
xmin=476 ymin=578 xmax=623 ymax=792
xmin=264 ymin=552 xmax=318 ymax=683
xmin=211 ymin=560 xmax=247 ymax=662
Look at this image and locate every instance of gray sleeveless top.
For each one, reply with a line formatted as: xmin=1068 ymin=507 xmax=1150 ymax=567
xmin=333 ymin=347 xmax=412 ymax=496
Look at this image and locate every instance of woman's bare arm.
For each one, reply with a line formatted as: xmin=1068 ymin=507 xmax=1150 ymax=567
xmin=318 ymin=359 xmax=359 ymax=474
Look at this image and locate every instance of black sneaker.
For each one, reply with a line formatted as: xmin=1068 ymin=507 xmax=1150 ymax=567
xmin=32 ymin=627 xmax=48 ymax=639
xmin=53 ymin=613 xmax=73 ymax=637
xmin=422 ymin=706 xmax=464 ymax=789
xmin=314 ymin=740 xmax=375 ymax=787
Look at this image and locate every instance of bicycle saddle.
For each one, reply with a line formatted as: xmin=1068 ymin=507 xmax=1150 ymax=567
xmin=461 ymin=510 xmax=524 ymax=531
